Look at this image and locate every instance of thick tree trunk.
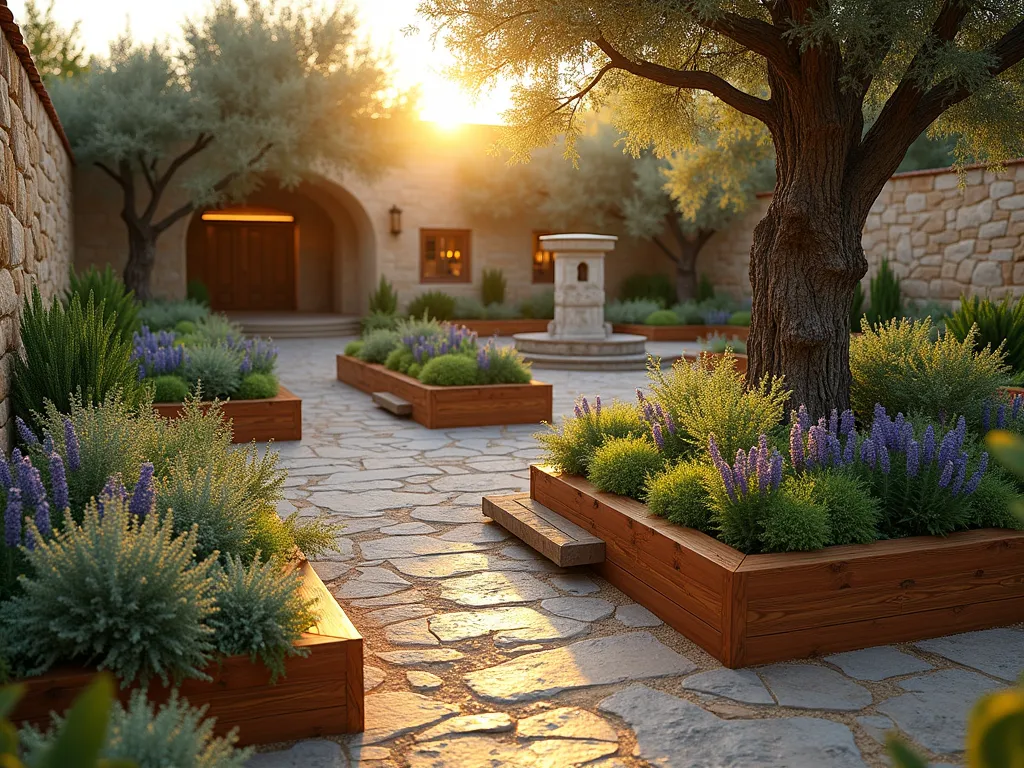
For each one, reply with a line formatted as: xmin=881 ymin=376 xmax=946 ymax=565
xmin=746 ymin=184 xmax=867 ymax=419
xmin=123 ymin=220 xmax=158 ymax=302
xmin=674 ymin=239 xmax=698 ymax=302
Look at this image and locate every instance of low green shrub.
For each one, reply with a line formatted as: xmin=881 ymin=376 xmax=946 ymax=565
xmin=407 ymin=291 xmax=456 ymax=321
xmin=3 ymin=497 xmax=216 ymax=686
xmin=587 ymin=436 xmax=663 ymax=499
xmin=395 ymin=314 xmax=444 ymax=342
xmin=482 ymin=268 xmax=507 ymax=306
xmin=67 ymin=265 xmax=139 ymax=341
xmin=728 ymin=310 xmax=751 ymax=327
xmin=157 ymin=463 xmax=247 ymax=562
xmin=14 ymin=288 xmax=147 ymax=430
xmin=865 ymin=258 xmax=903 ymax=327
xmin=644 ymin=309 xmax=680 ymax=326
xmin=946 ymin=294 xmax=1024 ymax=374
xmin=152 ymin=375 xmax=190 ymax=404
xmin=605 ymin=299 xmax=662 ymax=324
xmin=236 ymin=373 xmax=278 ymax=400
xmin=703 ymin=335 xmax=746 ymax=354
xmin=804 ymin=470 xmax=880 ymax=545
xmin=358 ymin=330 xmax=401 ymax=364
xmin=419 ymin=354 xmax=478 ymax=386
xmin=343 ymin=340 xmax=363 ymax=356
xmin=368 ymin=276 xmax=399 ymax=315
xmin=537 ymin=399 xmax=647 ymax=476
xmin=188 ymin=314 xmax=243 ymax=346
xmin=183 ymin=345 xmax=243 ymax=399
xmin=385 ymin=347 xmax=415 ymax=374
xmin=757 ymin=479 xmax=832 ymax=553
xmin=187 ymin=279 xmax=210 ymax=306
xmin=407 ymin=362 xmax=423 ymax=378
xmin=968 ymin=469 xmax=1023 ymax=530
xmin=850 ymin=318 xmax=1009 ymax=427
xmin=453 ymin=296 xmax=486 ymax=319
xmin=361 ymin=311 xmax=399 ymax=333
xmin=621 ymin=273 xmax=675 ymax=307
xmin=209 ymin=555 xmax=317 ymax=682
xmin=476 ymin=344 xmax=531 ymax=384
xmin=483 ymin=302 xmax=520 ymax=320
xmin=517 ymin=290 xmax=554 ymax=319
xmin=138 ymin=300 xmax=209 ymax=331
xmin=672 ymin=302 xmax=705 ymax=325
xmin=646 ymin=461 xmax=716 ymax=530
xmin=174 ymin=320 xmax=197 ymax=335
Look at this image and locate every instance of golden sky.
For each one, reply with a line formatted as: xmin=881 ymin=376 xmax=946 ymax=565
xmin=7 ymin=0 xmax=510 ymax=125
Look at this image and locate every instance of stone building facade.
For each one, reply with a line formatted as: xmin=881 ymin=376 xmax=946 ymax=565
xmin=0 ymin=3 xmax=74 ymax=446
xmin=698 ymin=161 xmax=1024 ymax=305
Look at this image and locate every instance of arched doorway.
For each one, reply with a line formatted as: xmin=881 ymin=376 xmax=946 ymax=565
xmin=189 ymin=206 xmax=298 ymax=311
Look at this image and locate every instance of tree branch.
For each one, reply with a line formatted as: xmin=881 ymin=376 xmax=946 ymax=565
xmin=651 ymin=234 xmax=680 ymax=264
xmin=594 ymin=37 xmax=776 ymax=127
xmin=94 ymin=162 xmax=122 ymax=185
xmin=698 ymin=10 xmax=797 ymax=74
xmin=138 ymin=152 xmax=156 ymax=196
xmin=142 ymin=133 xmax=214 ymax=222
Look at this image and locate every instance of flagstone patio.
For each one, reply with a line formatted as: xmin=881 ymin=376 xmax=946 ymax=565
xmin=246 ymin=337 xmax=1019 ymax=768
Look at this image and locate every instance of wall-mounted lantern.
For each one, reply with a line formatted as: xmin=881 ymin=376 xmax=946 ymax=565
xmin=389 ymin=205 xmax=403 ymax=235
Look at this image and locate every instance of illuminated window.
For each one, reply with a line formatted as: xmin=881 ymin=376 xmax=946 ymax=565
xmin=532 ymin=231 xmax=555 ymax=283
xmin=420 ymin=229 xmax=470 ymax=283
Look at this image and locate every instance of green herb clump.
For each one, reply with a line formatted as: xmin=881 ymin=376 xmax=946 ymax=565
xmin=368 ymin=276 xmax=399 ymax=315
xmin=646 ymin=460 xmax=716 ymax=530
xmin=236 ymin=373 xmax=278 ymax=400
xmin=138 ymin=300 xmax=209 ymax=331
xmin=537 ymin=400 xmax=646 ymax=476
xmin=357 ymin=329 xmax=401 ymax=364
xmin=343 ymin=340 xmax=363 ymax=356
xmin=419 ymin=354 xmax=478 ymax=386
xmin=66 ymin=265 xmax=139 ymax=341
xmin=481 ymin=268 xmax=507 ymax=305
xmin=183 ymin=345 xmax=242 ymax=399
xmin=945 ymin=294 xmax=1024 ymax=375
xmin=644 ymin=309 xmax=680 ymax=326
xmin=586 ymin=436 xmax=663 ymax=499
xmin=152 ymin=375 xmax=190 ymax=404
xmin=406 ymin=291 xmax=456 ymax=321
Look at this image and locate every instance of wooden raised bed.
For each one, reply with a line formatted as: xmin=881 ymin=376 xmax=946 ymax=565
xmin=531 ymin=465 xmax=1024 ymax=668
xmin=12 ymin=560 xmax=364 ymax=745
xmin=337 ymin=354 xmax=553 ymax=429
xmin=153 ymin=386 xmax=302 ymax=443
xmin=613 ymin=323 xmax=750 ymax=342
xmin=458 ymin=318 xmax=551 ymax=336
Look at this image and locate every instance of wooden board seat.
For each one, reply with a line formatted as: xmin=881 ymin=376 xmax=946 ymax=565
xmin=372 ymin=391 xmax=412 ymax=416
xmin=483 ymin=493 xmax=605 ymax=567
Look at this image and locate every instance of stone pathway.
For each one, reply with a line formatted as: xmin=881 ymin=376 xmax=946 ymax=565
xmin=246 ymin=337 xmax=1020 ymax=768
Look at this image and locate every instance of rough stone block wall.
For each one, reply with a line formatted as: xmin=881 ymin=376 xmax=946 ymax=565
xmin=0 ymin=10 xmax=74 ymax=447
xmin=698 ymin=161 xmax=1024 ymax=306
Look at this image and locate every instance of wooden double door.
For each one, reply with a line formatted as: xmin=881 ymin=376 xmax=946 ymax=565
xmin=192 ymin=220 xmax=297 ymax=311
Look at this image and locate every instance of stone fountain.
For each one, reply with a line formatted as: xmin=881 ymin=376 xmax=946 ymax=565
xmin=514 ymin=234 xmax=648 ymax=370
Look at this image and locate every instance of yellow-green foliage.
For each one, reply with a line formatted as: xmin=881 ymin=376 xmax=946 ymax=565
xmin=646 ymin=460 xmax=716 ymax=530
xmin=152 ymin=375 xmax=190 ymax=404
xmin=419 ymin=354 xmax=478 ymax=386
xmin=536 ymin=400 xmax=646 ymax=476
xmin=236 ymin=373 xmax=278 ymax=400
xmin=343 ymin=340 xmax=363 ymax=356
xmin=646 ymin=354 xmax=788 ymax=461
xmin=851 ymin=318 xmax=1009 ymax=426
xmin=803 ymin=470 xmax=880 ymax=546
xmin=586 ymin=436 xmax=663 ymax=500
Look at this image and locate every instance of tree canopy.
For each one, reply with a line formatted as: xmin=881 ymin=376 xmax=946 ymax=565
xmin=52 ymin=0 xmax=411 ymax=297
xmin=18 ymin=0 xmax=86 ymax=81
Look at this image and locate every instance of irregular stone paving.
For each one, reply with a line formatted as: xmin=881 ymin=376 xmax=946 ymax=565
xmin=248 ymin=337 xmax=1019 ymax=767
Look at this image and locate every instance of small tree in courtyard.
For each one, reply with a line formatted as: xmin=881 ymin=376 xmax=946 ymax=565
xmin=52 ymin=0 xmax=410 ymax=299
xmin=461 ymin=123 xmax=773 ymax=302
xmin=421 ymin=0 xmax=1024 ymax=416
xmin=18 ymin=0 xmax=87 ymax=81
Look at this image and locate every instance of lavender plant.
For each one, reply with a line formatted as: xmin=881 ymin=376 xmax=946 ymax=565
xmin=536 ymin=397 xmax=647 ymax=476
xmin=132 ymin=327 xmax=186 ymax=379
xmin=475 ymin=340 xmax=531 ymax=385
xmin=234 ymin=337 xmax=278 ymax=376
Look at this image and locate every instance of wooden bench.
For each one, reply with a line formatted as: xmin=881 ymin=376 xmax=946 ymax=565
xmin=371 ymin=391 xmax=412 ymax=416
xmin=482 ymin=493 xmax=605 ymax=567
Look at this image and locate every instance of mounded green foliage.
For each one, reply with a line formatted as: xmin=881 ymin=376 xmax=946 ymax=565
xmin=968 ymin=469 xmax=1024 ymax=530
xmin=357 ymin=329 xmax=401 ymax=364
xmin=407 ymin=291 xmax=456 ymax=321
xmin=174 ymin=320 xmax=198 ymax=336
xmin=620 ymin=273 xmax=675 ymax=307
xmin=236 ymin=373 xmax=278 ymax=400
xmin=361 ymin=310 xmax=399 ymax=333
xmin=209 ymin=555 xmax=317 ymax=682
xmin=946 ymin=294 xmax=1024 ymax=375
xmin=804 ymin=470 xmax=881 ymax=545
xmin=137 ymin=300 xmax=209 ymax=331
xmin=343 ymin=340 xmax=364 ymax=356
xmin=13 ymin=288 xmax=147 ymax=428
xmin=644 ymin=309 xmax=680 ymax=326
xmin=385 ymin=347 xmax=415 ymax=374
xmin=188 ymin=315 xmax=243 ymax=346
xmin=758 ymin=479 xmax=832 ymax=554
xmin=483 ymin=302 xmax=520 ymax=319
xmin=407 ymin=362 xmax=423 ymax=379
xmin=152 ymin=375 xmax=190 ymax=404
xmin=419 ymin=354 xmax=479 ymax=386
xmin=183 ymin=345 xmax=243 ymax=399
xmin=646 ymin=460 xmax=716 ymax=530
xmin=586 ymin=436 xmax=663 ymax=500
xmin=453 ymin=296 xmax=486 ymax=319
xmin=537 ymin=400 xmax=647 ymax=476
xmin=604 ymin=299 xmax=662 ymax=324
xmin=368 ymin=276 xmax=399 ymax=315
xmin=477 ymin=346 xmax=532 ymax=384
xmin=517 ymin=289 xmax=554 ymax=319
xmin=21 ymin=688 xmax=251 ymax=768
xmin=850 ymin=318 xmax=1009 ymax=428
xmin=3 ymin=498 xmax=216 ymax=686
xmin=481 ymin=268 xmax=507 ymax=306
xmin=67 ymin=265 xmax=140 ymax=341
xmin=727 ymin=310 xmax=751 ymax=327
xmin=158 ymin=463 xmax=248 ymax=562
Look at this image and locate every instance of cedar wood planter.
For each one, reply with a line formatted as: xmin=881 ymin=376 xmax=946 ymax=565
xmin=153 ymin=386 xmax=302 ymax=443
xmin=12 ymin=560 xmax=364 ymax=745
xmin=458 ymin=318 xmax=551 ymax=336
xmin=531 ymin=465 xmax=1024 ymax=668
xmin=613 ymin=323 xmax=750 ymax=342
xmin=337 ymin=354 xmax=553 ymax=429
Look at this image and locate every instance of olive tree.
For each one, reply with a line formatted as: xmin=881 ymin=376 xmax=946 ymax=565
xmin=421 ymin=0 xmax=1024 ymax=416
xmin=52 ymin=0 xmax=409 ymax=299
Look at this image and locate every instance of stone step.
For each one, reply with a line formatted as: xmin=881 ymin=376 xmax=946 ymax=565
xmin=482 ymin=493 xmax=605 ymax=567
xmin=372 ymin=391 xmax=413 ymax=416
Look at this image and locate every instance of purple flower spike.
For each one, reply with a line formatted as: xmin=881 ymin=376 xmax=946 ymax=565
xmin=769 ymin=453 xmax=783 ymax=490
xmin=789 ymin=422 xmax=805 ymax=472
xmin=97 ymin=474 xmax=127 ymax=517
xmin=797 ymin=405 xmax=810 ymax=432
xmin=708 ymin=435 xmax=736 ymax=502
xmin=1013 ymin=395 xmax=1022 ymax=421
xmin=574 ymin=404 xmax=583 ymax=419
xmin=63 ymin=419 xmax=80 ymax=471
xmin=828 ymin=409 xmax=839 ymax=437
xmin=49 ymin=453 xmax=68 ymax=513
xmin=905 ymin=440 xmax=920 ymax=478
xmin=964 ymin=452 xmax=989 ymax=495
xmin=129 ymin=462 xmax=155 ymax=518
xmin=982 ymin=402 xmax=992 ymax=433
xmin=595 ymin=396 xmax=601 ymax=417
xmin=636 ymin=389 xmax=645 ymax=404
xmin=4 ymin=488 xmax=21 ymax=547
xmin=0 ymin=460 xmax=10 ymax=490
xmin=843 ymin=432 xmax=856 ymax=465
xmin=922 ymin=425 xmax=936 ymax=465
xmin=860 ymin=438 xmax=876 ymax=469
xmin=581 ymin=398 xmax=590 ymax=416
xmin=16 ymin=417 xmax=38 ymax=447
xmin=938 ymin=460 xmax=954 ymax=489
xmin=42 ymin=432 xmax=54 ymax=456
xmin=996 ymin=404 xmax=1007 ymax=430
xmin=878 ymin=444 xmax=890 ymax=475
xmin=839 ymin=410 xmax=855 ymax=437
xmin=664 ymin=412 xmax=676 ymax=435
xmin=652 ymin=423 xmax=665 ymax=451
xmin=805 ymin=428 xmax=820 ymax=470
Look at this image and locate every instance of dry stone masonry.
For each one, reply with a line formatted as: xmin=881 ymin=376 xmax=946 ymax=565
xmin=0 ymin=8 xmax=74 ymax=448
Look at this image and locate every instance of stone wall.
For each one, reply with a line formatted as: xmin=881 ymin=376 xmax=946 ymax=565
xmin=0 ymin=5 xmax=75 ymax=445
xmin=698 ymin=161 xmax=1024 ymax=305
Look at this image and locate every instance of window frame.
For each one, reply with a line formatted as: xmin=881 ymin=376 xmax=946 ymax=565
xmin=419 ymin=228 xmax=472 ymax=284
xmin=531 ymin=230 xmax=556 ymax=284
